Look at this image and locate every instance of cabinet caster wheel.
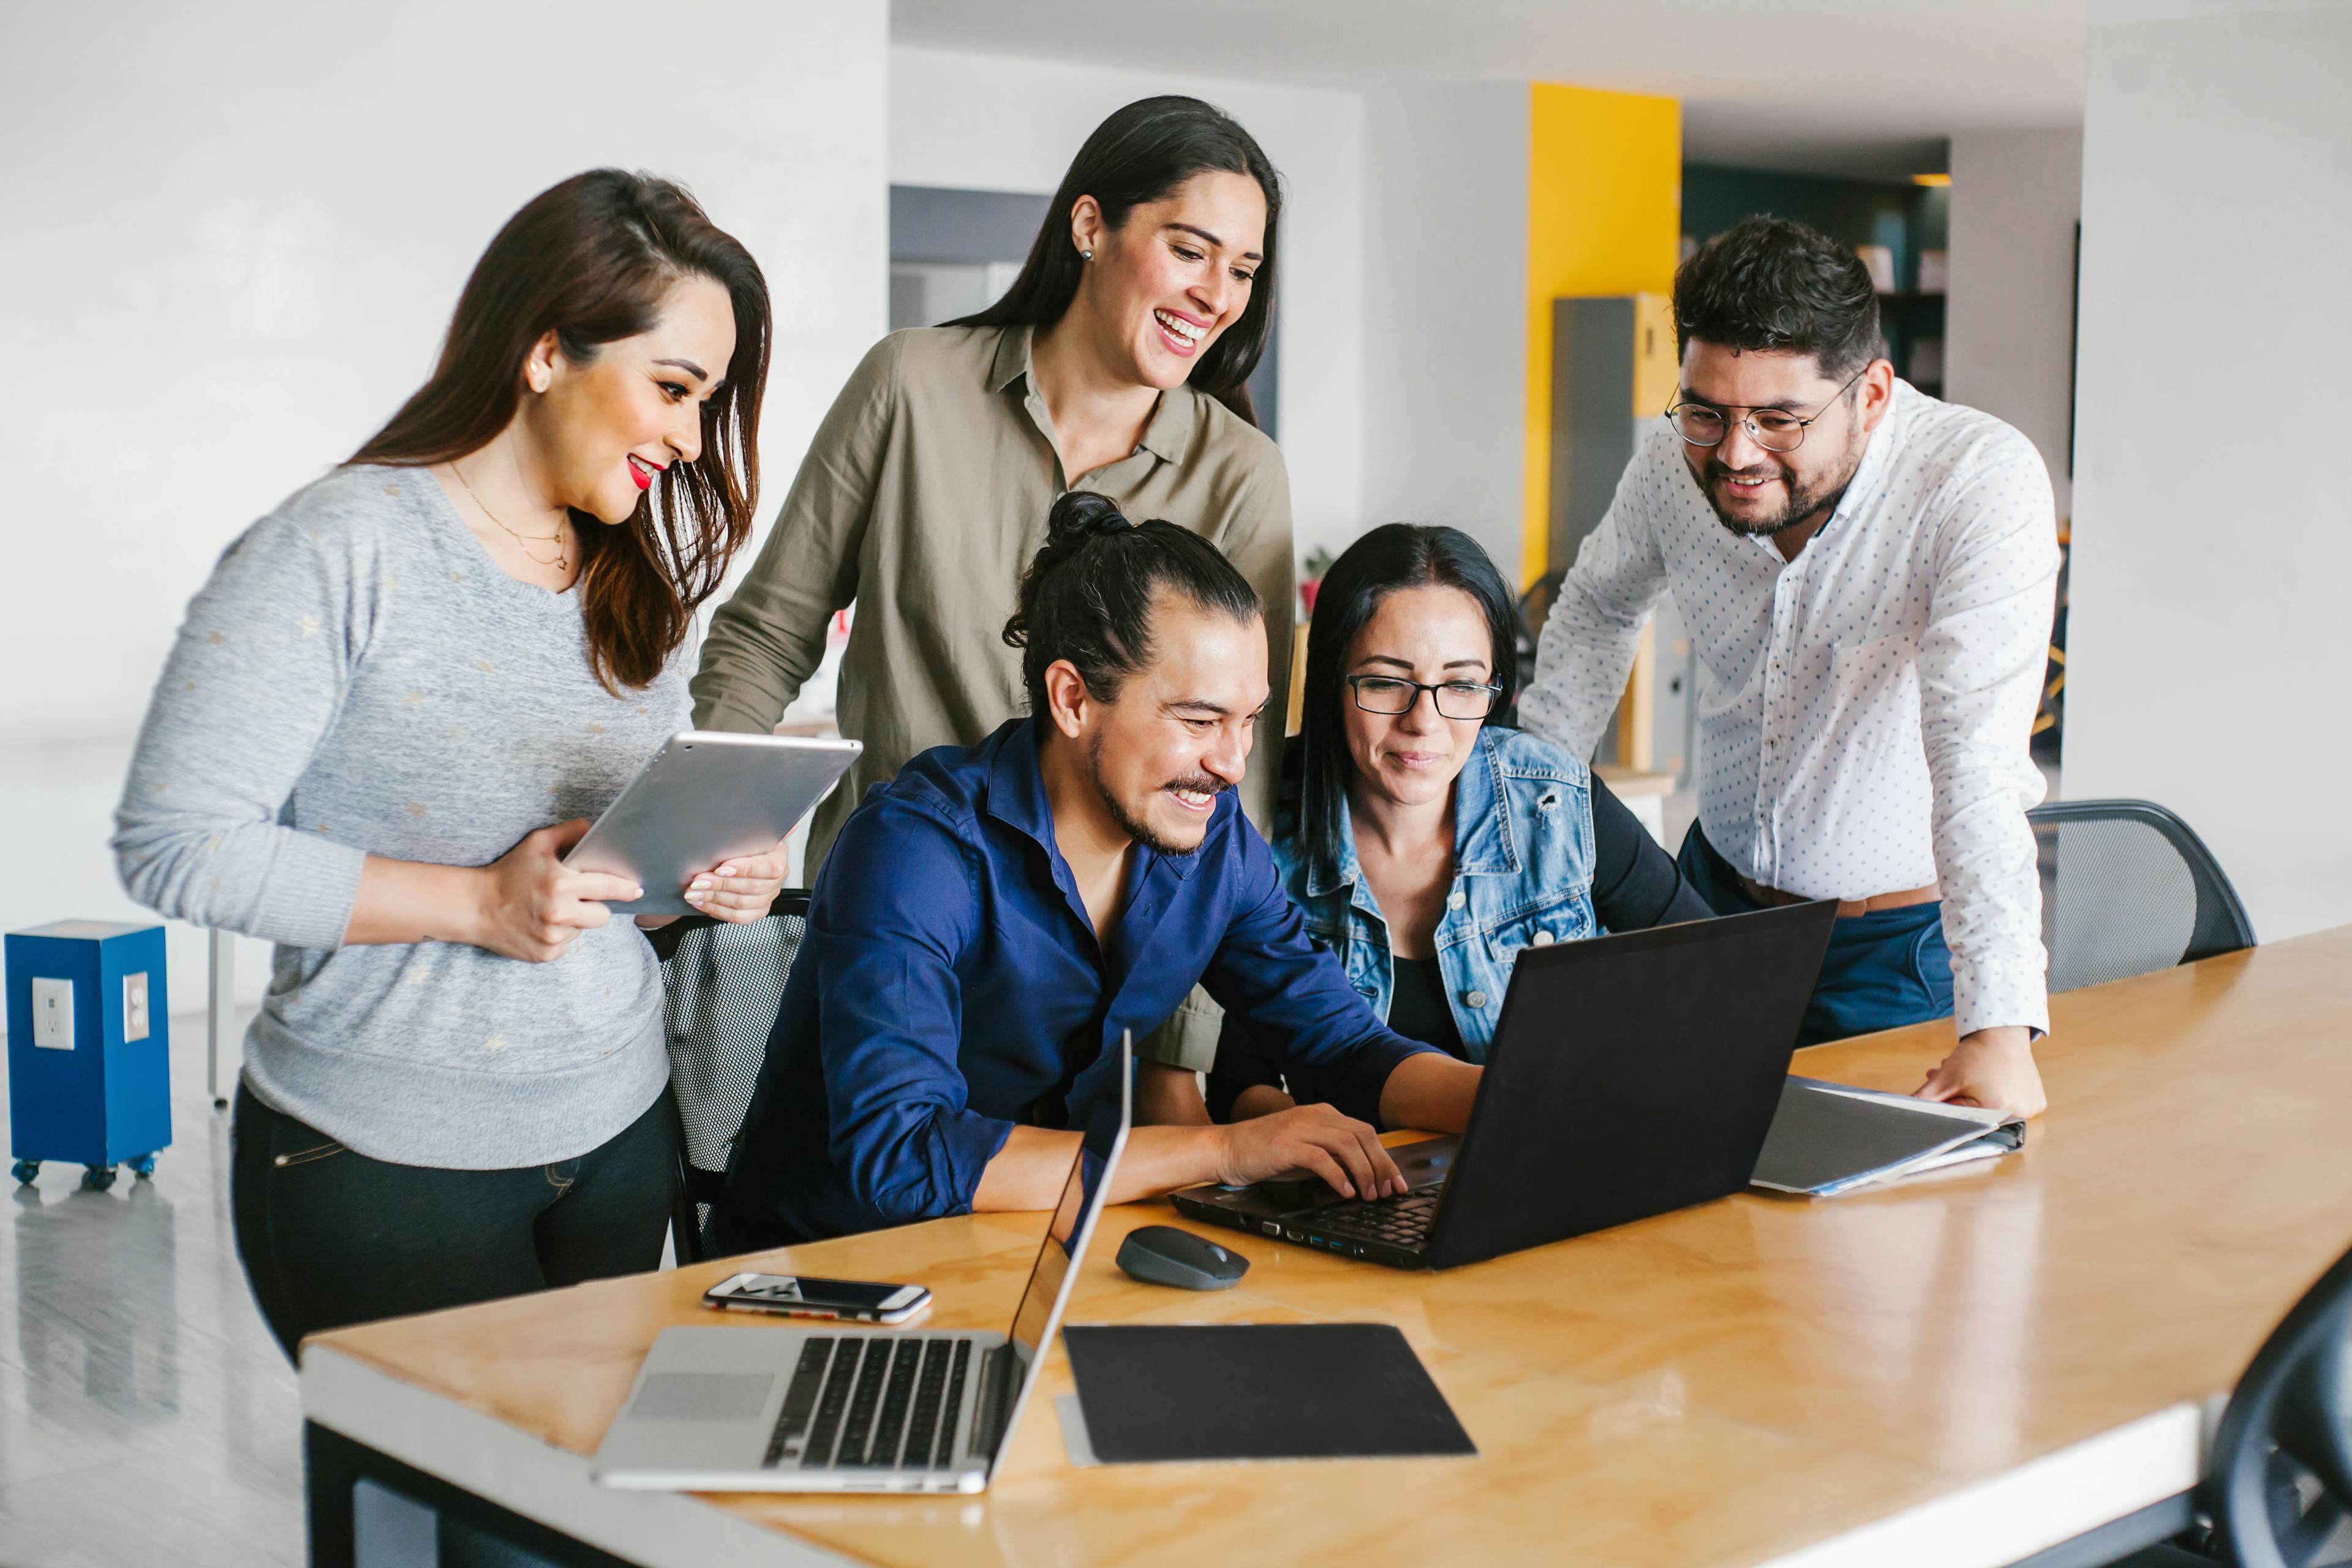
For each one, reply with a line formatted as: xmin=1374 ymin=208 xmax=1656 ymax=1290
xmin=81 ymin=1166 xmax=118 ymax=1193
xmin=130 ymin=1155 xmax=157 ymax=1179
xmin=9 ymin=1160 xmax=36 ymax=1186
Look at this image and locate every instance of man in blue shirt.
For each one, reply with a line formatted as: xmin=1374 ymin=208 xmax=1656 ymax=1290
xmin=710 ymin=494 xmax=1483 ymax=1247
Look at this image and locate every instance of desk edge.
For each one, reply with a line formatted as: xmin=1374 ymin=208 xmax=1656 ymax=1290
xmin=301 ymin=1345 xmax=862 ymax=1568
xmin=1754 ymin=1400 xmax=2210 ymax=1568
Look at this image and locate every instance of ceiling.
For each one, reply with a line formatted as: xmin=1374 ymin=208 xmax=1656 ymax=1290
xmin=891 ymin=0 xmax=2089 ymax=179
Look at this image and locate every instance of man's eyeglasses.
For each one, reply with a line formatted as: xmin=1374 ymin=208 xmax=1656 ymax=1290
xmin=1665 ymin=364 xmax=1868 ymax=453
xmin=1347 ymin=674 xmax=1501 ymax=720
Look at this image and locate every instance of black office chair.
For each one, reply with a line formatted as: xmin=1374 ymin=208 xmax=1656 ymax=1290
xmin=2106 ymin=1241 xmax=2352 ymax=1568
xmin=648 ymin=896 xmax=810 ymax=1265
xmin=2029 ymin=800 xmax=2255 ymax=993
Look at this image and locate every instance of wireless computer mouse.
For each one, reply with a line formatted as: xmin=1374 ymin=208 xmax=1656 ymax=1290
xmin=1115 ymin=1225 xmax=1250 ymax=1291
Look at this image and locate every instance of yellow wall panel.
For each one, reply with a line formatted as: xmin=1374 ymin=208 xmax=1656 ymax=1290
xmin=1523 ymin=83 xmax=1682 ymax=587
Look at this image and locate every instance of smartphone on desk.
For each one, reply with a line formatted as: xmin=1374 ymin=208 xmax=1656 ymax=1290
xmin=702 ymin=1272 xmax=932 ymax=1325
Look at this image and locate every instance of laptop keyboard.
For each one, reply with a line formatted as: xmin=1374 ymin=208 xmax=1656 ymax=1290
xmin=1303 ymin=1188 xmax=1441 ymax=1251
xmin=766 ymin=1336 xmax=974 ymax=1471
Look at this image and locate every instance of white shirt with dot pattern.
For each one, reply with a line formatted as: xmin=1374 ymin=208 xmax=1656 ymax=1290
xmin=1520 ymin=381 xmax=2060 ymax=1038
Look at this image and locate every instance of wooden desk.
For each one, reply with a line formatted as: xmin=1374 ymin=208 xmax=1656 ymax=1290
xmin=303 ymin=926 xmax=2352 ymax=1568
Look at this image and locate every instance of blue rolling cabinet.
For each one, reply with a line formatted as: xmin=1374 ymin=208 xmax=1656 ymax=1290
xmin=6 ymin=920 xmax=172 ymax=1190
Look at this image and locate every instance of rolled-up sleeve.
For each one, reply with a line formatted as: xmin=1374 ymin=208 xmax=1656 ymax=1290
xmin=1518 ymin=449 xmax=1673 ymax=763
xmin=805 ymin=794 xmax=1011 ymax=1230
xmin=1200 ymin=822 xmax=1436 ymax=1126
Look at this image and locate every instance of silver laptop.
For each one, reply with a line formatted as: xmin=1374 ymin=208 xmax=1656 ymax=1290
xmin=592 ymin=1033 xmax=1132 ymax=1493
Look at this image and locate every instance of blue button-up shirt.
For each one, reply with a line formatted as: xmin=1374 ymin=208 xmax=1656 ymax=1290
xmin=714 ymin=718 xmax=1438 ymax=1245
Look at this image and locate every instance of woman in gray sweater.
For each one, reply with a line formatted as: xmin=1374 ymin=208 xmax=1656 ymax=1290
xmin=113 ymin=170 xmax=779 ymax=1359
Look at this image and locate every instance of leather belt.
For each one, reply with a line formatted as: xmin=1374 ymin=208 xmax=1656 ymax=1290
xmin=1735 ymin=870 xmax=1941 ymax=919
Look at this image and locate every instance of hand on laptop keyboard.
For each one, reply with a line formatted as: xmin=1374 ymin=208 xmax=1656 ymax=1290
xmin=1213 ymin=1103 xmax=1407 ymax=1199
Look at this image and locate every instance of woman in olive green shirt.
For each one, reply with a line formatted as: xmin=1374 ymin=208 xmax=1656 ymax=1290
xmin=692 ymin=96 xmax=1295 ymax=1073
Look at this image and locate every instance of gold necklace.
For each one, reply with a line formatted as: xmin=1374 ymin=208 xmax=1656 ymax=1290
xmin=451 ymin=459 xmax=570 ymax=572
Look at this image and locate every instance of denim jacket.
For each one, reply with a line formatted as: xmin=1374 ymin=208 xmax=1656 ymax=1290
xmin=1270 ymin=726 xmax=1597 ymax=1062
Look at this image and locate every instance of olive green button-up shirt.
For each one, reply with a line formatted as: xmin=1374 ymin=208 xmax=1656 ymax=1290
xmin=692 ymin=323 xmax=1294 ymax=1071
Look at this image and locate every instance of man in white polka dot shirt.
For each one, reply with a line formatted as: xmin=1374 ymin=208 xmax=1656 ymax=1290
xmin=1520 ymin=217 xmax=2060 ymax=1117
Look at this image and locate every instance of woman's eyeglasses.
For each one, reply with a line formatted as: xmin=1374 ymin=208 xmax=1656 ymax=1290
xmin=1347 ymin=674 xmax=1501 ymax=720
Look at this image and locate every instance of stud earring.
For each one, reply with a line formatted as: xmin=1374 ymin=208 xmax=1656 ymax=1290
xmin=1080 ymin=248 xmax=1093 ymax=261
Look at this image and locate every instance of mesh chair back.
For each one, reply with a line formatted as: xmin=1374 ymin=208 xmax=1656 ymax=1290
xmin=2030 ymin=800 xmax=2254 ymax=993
xmin=650 ymin=897 xmax=809 ymax=1261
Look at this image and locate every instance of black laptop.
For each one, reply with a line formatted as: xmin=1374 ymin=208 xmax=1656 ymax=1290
xmin=1170 ymin=899 xmax=1839 ymax=1270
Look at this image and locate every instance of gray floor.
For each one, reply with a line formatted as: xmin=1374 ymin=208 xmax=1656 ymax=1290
xmin=1 ymin=1006 xmax=306 ymax=1568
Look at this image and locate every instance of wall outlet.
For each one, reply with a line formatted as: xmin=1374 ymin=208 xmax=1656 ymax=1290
xmin=124 ymin=971 xmax=150 ymax=1042
xmin=32 ymin=977 xmax=74 ymax=1050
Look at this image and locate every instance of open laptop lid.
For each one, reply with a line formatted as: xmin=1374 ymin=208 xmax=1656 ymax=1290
xmin=987 ymin=1030 xmax=1133 ymax=1476
xmin=1425 ymin=900 xmax=1838 ymax=1271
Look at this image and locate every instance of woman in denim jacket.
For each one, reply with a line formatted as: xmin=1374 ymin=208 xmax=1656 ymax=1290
xmin=1208 ymin=525 xmax=1713 ymax=1119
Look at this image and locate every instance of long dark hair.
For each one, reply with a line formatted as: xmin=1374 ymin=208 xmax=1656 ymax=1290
xmin=1299 ymin=525 xmax=1521 ymax=884
xmin=948 ymin=96 xmax=1281 ymax=428
xmin=1003 ymin=491 xmax=1260 ymax=717
xmin=353 ymin=169 xmax=771 ymax=692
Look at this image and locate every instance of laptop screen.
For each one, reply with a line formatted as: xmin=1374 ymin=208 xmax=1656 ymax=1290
xmin=1003 ymin=1031 xmax=1132 ymax=1365
xmin=1008 ymin=1143 xmax=1092 ymax=1362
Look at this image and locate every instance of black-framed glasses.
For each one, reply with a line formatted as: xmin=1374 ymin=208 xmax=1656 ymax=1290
xmin=1665 ymin=364 xmax=1868 ymax=453
xmin=1346 ymin=674 xmax=1501 ymax=720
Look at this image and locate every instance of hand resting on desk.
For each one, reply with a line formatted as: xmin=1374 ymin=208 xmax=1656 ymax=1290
xmin=1918 ymin=1025 xmax=2048 ymax=1118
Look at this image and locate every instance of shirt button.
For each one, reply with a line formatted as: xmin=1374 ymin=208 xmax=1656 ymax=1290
xmin=1447 ymin=891 xmax=1466 ymax=911
xmin=1465 ymin=990 xmax=1490 ymax=1009
xmin=1531 ymin=930 xmax=1555 ymax=947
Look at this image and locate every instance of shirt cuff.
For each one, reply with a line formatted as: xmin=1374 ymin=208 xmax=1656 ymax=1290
xmin=1950 ymin=959 xmax=2050 ymax=1041
xmin=252 ymin=831 xmax=369 ymax=951
xmin=1302 ymin=1033 xmax=1440 ymax=1129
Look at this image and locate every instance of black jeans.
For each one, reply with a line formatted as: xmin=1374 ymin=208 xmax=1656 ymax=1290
xmin=231 ymin=1081 xmax=678 ymax=1363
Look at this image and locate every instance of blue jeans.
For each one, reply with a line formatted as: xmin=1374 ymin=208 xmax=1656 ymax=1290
xmin=1678 ymin=825 xmax=1955 ymax=1047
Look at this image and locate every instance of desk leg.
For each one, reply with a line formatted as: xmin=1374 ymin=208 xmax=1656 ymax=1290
xmin=306 ymin=1421 xmax=639 ymax=1568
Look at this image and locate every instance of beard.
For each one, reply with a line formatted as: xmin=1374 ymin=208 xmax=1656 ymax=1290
xmin=1088 ymin=732 xmax=1227 ymax=856
xmin=1695 ymin=429 xmax=1866 ymax=538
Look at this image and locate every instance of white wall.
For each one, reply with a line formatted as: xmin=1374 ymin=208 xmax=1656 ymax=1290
xmin=1947 ymin=126 xmax=2084 ymax=518
xmin=1359 ymin=85 xmax=1532 ymax=575
xmin=2064 ymin=0 xmax=2352 ymax=944
xmin=888 ymin=45 xmax=1365 ymax=561
xmin=0 ymin=0 xmax=888 ymax=1023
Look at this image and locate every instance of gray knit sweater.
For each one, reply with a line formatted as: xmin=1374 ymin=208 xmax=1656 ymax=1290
xmin=114 ymin=464 xmax=682 ymax=1168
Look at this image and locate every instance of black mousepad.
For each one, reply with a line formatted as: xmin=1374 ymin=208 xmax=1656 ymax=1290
xmin=1061 ymin=1323 xmax=1477 ymax=1463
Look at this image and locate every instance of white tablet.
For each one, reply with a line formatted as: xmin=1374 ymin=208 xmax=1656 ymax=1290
xmin=564 ymin=731 xmax=862 ymax=917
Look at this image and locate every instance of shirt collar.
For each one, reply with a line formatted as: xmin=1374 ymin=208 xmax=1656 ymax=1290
xmin=986 ymin=323 xmax=1197 ymax=467
xmin=1450 ymin=728 xmax=1520 ymax=876
xmin=980 ymin=717 xmax=1200 ymax=883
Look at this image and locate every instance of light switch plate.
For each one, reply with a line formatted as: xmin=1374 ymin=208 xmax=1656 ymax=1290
xmin=124 ymin=971 xmax=150 ymax=1042
xmin=32 ymin=978 xmax=74 ymax=1050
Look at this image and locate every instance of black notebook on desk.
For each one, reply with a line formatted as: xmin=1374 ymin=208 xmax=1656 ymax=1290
xmin=1061 ymin=1324 xmax=1477 ymax=1463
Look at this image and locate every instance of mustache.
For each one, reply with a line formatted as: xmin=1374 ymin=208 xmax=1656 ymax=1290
xmin=1161 ymin=774 xmax=1231 ymax=796
xmin=1705 ymin=458 xmax=1790 ymax=484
